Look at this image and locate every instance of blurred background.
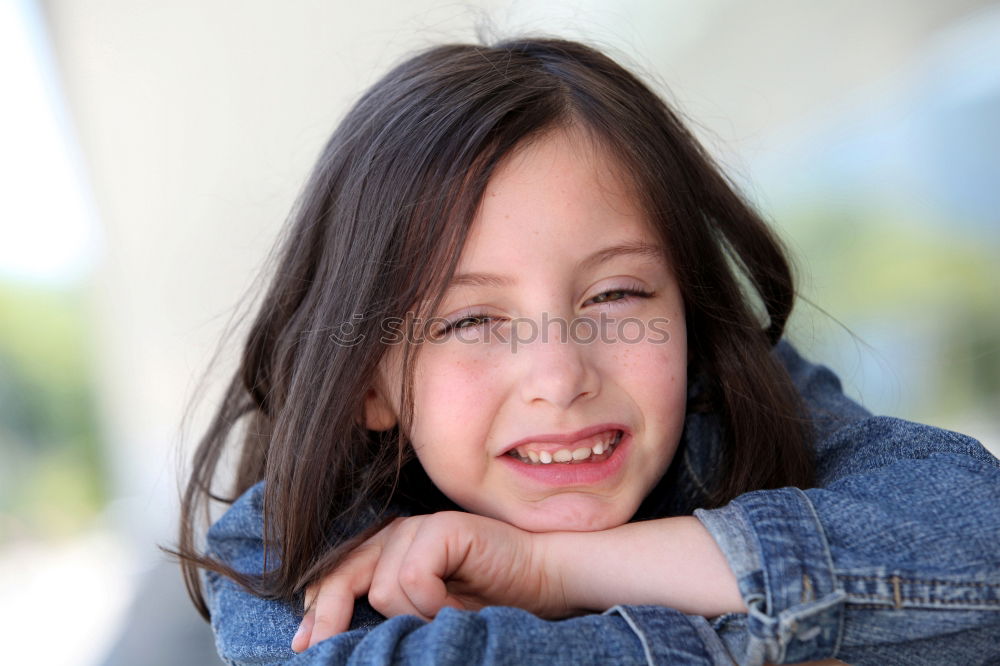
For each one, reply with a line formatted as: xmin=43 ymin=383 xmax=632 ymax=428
xmin=1 ymin=1 xmax=997 ymax=663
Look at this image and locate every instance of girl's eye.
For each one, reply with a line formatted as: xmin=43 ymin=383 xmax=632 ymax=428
xmin=436 ymin=314 xmax=493 ymax=337
xmin=586 ymin=287 xmax=654 ymax=306
xmin=435 ymin=287 xmax=653 ymax=338
xmin=453 ymin=314 xmax=492 ymax=330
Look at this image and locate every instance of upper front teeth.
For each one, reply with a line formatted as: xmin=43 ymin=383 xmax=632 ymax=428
xmin=513 ymin=430 xmax=620 ymax=464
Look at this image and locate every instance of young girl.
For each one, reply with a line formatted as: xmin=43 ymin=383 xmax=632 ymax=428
xmin=176 ymin=38 xmax=1000 ymax=665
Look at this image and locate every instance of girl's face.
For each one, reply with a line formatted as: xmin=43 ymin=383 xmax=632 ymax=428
xmin=367 ymin=127 xmax=688 ymax=532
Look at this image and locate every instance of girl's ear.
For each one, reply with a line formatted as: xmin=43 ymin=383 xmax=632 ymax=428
xmin=363 ymin=387 xmax=398 ymax=431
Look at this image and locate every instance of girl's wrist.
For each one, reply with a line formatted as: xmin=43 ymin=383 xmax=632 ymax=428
xmin=539 ymin=516 xmax=747 ymax=617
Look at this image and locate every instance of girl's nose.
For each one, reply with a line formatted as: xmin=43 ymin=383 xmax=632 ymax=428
xmin=516 ymin=317 xmax=601 ymax=410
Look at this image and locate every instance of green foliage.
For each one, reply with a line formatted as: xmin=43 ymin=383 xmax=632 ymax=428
xmin=781 ymin=204 xmax=1000 ymax=424
xmin=0 ymin=280 xmax=106 ymax=541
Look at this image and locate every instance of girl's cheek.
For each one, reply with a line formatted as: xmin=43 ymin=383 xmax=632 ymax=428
xmin=417 ymin=345 xmax=507 ymax=410
xmin=604 ymin=326 xmax=682 ymax=369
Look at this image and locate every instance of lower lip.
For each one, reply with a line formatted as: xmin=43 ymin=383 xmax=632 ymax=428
xmin=498 ymin=431 xmax=630 ymax=487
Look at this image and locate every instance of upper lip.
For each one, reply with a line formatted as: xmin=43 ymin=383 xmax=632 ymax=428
xmin=500 ymin=423 xmax=628 ymax=456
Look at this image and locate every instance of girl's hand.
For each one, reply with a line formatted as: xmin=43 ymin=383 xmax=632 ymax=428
xmin=291 ymin=513 xmax=747 ymax=653
xmin=291 ymin=511 xmax=566 ymax=652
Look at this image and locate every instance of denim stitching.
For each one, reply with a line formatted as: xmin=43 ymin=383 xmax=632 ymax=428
xmin=605 ymin=606 xmax=656 ymax=666
xmin=839 ymin=575 xmax=1000 ymax=588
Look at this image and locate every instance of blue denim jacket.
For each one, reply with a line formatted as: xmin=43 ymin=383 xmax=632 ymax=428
xmin=202 ymin=342 xmax=1000 ymax=665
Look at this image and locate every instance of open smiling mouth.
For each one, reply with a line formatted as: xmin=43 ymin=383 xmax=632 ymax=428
xmin=506 ymin=429 xmax=624 ymax=465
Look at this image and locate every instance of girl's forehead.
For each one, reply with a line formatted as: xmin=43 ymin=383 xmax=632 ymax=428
xmin=458 ymin=127 xmax=653 ymax=266
xmin=486 ymin=125 xmax=631 ymax=195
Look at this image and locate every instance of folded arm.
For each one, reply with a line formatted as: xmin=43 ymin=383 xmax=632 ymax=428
xmin=204 ymin=497 xmax=735 ymax=665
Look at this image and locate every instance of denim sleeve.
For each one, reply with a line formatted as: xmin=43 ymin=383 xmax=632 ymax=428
xmin=695 ymin=343 xmax=1000 ymax=665
xmin=204 ymin=483 xmax=736 ymax=665
xmin=280 ymin=606 xmax=735 ymax=665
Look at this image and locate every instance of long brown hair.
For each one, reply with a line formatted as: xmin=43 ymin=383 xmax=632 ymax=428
xmin=176 ymin=37 xmax=813 ymax=619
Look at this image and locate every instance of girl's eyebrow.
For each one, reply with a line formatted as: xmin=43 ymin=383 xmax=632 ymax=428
xmin=447 ymin=241 xmax=665 ymax=291
xmin=579 ymin=240 xmax=665 ymax=273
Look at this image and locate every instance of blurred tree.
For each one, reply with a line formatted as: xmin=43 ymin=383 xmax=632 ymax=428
xmin=0 ymin=280 xmax=106 ymax=541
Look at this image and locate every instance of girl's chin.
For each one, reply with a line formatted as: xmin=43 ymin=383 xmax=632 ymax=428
xmin=500 ymin=499 xmax=636 ymax=533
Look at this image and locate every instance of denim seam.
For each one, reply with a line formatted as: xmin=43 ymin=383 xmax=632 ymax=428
xmin=684 ymin=614 xmax=740 ymax=666
xmin=847 ymin=603 xmax=1000 ymax=611
xmin=839 ymin=575 xmax=1000 ymax=588
xmin=846 ymin=597 xmax=1000 ymax=607
xmin=797 ymin=488 xmax=845 ymax=660
xmin=605 ymin=605 xmax=656 ymax=666
xmin=736 ymin=488 xmax=846 ymax=663
xmin=837 ymin=575 xmax=1000 ymax=609
xmin=721 ymin=502 xmax=775 ymax=665
xmin=845 ymin=593 xmax=1000 ymax=608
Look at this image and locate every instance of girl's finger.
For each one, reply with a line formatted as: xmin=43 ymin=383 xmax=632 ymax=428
xmin=396 ymin=519 xmax=465 ymax=618
xmin=367 ymin=518 xmax=430 ymax=620
xmin=291 ymin=609 xmax=314 ymax=653
xmin=308 ymin=582 xmax=363 ymax=648
xmin=306 ymin=540 xmax=385 ymax=648
xmin=290 ymin=585 xmax=320 ymax=653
